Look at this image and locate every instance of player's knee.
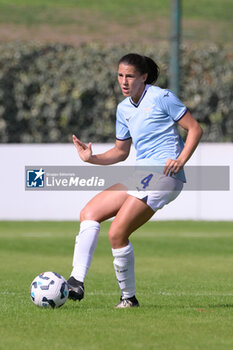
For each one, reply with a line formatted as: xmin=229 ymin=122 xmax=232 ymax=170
xmin=80 ymin=206 xmax=96 ymax=221
xmin=108 ymin=226 xmax=127 ymax=249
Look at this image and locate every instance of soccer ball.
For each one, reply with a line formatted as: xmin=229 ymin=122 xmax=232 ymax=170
xmin=30 ymin=271 xmax=69 ymax=308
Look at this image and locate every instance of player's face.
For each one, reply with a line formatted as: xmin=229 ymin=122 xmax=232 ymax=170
xmin=118 ymin=63 xmax=147 ymax=103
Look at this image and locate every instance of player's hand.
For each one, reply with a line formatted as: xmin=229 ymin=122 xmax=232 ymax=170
xmin=163 ymin=158 xmax=184 ymax=176
xmin=72 ymin=134 xmax=92 ymax=162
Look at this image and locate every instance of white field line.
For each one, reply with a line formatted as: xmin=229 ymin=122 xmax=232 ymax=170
xmin=3 ymin=291 xmax=232 ymax=297
xmin=0 ymin=231 xmax=232 ymax=239
xmin=134 ymin=232 xmax=233 ymax=238
xmin=88 ymin=291 xmax=233 ymax=297
xmin=0 ymin=232 xmax=53 ymax=238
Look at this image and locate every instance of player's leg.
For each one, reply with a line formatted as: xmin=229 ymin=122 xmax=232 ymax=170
xmin=68 ymin=184 xmax=130 ymax=301
xmin=80 ymin=183 xmax=129 ymax=223
xmin=109 ymin=196 xmax=155 ymax=308
xmin=109 ymin=195 xmax=155 ymax=248
xmin=110 ymin=177 xmax=183 ymax=308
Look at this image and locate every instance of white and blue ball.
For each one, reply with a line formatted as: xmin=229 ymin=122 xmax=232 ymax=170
xmin=30 ymin=271 xmax=69 ymax=308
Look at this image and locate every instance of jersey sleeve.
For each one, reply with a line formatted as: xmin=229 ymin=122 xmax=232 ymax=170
xmin=116 ymin=106 xmax=131 ymax=140
xmin=159 ymin=89 xmax=188 ymax=122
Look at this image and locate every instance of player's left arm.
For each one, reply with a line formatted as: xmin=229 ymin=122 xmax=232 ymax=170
xmin=164 ymin=110 xmax=203 ymax=176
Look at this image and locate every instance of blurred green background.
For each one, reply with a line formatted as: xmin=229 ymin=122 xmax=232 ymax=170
xmin=0 ymin=0 xmax=232 ymax=44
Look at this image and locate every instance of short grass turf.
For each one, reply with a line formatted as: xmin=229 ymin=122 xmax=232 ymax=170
xmin=0 ymin=221 xmax=233 ymax=350
xmin=0 ymin=0 xmax=232 ymax=22
xmin=0 ymin=0 xmax=232 ymax=46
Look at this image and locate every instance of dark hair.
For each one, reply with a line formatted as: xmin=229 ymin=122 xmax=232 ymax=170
xmin=118 ymin=53 xmax=159 ymax=85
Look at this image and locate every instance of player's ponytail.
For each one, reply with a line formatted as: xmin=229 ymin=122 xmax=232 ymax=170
xmin=118 ymin=53 xmax=159 ymax=85
xmin=144 ymin=56 xmax=159 ymax=84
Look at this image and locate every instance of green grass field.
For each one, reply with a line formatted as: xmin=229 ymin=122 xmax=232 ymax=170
xmin=1 ymin=220 xmax=233 ymax=350
xmin=0 ymin=0 xmax=232 ymax=45
xmin=0 ymin=0 xmax=232 ymax=22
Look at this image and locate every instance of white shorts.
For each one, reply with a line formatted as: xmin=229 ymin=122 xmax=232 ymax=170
xmin=126 ymin=170 xmax=183 ymax=212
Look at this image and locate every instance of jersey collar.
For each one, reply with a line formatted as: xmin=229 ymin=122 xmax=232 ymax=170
xmin=129 ymin=84 xmax=150 ymax=108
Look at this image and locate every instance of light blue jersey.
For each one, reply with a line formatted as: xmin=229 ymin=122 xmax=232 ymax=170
xmin=116 ymin=85 xmax=187 ymax=182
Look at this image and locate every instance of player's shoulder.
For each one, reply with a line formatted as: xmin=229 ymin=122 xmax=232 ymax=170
xmin=117 ymin=97 xmax=131 ymax=117
xmin=147 ymin=85 xmax=171 ymax=99
xmin=117 ymin=96 xmax=130 ymax=109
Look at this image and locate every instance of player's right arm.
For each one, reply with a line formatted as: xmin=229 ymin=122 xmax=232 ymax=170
xmin=72 ymin=134 xmax=132 ymax=165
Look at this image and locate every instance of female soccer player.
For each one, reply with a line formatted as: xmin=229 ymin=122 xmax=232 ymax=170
xmin=67 ymin=53 xmax=203 ymax=308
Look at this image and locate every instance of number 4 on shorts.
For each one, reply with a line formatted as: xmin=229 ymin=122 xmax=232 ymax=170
xmin=141 ymin=173 xmax=153 ymax=189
